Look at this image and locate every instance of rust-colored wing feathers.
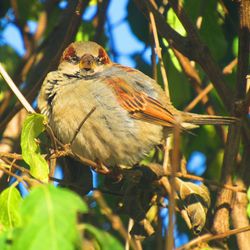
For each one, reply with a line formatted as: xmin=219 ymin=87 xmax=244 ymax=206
xmin=105 ymin=76 xmax=177 ymax=127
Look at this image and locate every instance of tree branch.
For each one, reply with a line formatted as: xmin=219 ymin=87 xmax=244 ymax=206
xmin=212 ymin=124 xmax=241 ymax=234
xmin=134 ymin=0 xmax=233 ymax=111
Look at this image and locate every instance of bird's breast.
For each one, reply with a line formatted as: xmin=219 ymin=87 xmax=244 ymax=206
xmin=49 ymin=77 xmax=163 ymax=166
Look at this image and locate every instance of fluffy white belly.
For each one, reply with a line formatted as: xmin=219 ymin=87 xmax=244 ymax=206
xmin=49 ymin=79 xmax=163 ymax=166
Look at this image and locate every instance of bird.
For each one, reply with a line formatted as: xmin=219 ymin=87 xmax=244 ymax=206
xmin=38 ymin=41 xmax=236 ymax=169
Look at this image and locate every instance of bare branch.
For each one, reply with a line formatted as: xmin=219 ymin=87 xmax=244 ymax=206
xmin=0 ymin=64 xmax=35 ymax=113
xmin=177 ymin=225 xmax=250 ymax=250
xmin=149 ymin=10 xmax=169 ymax=97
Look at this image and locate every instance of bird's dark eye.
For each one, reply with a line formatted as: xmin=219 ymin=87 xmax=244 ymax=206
xmin=96 ymin=57 xmax=103 ymax=65
xmin=70 ymin=55 xmax=79 ymax=64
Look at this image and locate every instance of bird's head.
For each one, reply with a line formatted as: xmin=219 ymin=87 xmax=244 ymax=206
xmin=59 ymin=41 xmax=111 ymax=76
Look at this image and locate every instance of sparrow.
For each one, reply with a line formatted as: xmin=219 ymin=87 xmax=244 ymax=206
xmin=38 ymin=41 xmax=236 ymax=168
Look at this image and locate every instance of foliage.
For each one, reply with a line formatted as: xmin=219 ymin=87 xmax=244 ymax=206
xmin=21 ymin=114 xmax=49 ymax=182
xmin=0 ymin=186 xmax=22 ymax=232
xmin=0 ymin=185 xmax=122 ymax=250
xmin=0 ymin=0 xmax=249 ymax=249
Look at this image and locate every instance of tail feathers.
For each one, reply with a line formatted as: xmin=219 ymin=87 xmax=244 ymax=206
xmin=182 ymin=113 xmax=239 ymax=126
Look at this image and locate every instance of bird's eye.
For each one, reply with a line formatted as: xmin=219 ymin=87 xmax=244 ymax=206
xmin=70 ymin=55 xmax=79 ymax=64
xmin=96 ymin=57 xmax=103 ymax=65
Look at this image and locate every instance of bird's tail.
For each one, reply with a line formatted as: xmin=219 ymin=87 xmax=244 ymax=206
xmin=182 ymin=112 xmax=239 ymax=126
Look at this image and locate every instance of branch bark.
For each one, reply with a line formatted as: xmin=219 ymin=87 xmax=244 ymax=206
xmin=231 ymin=1 xmax=250 ymax=249
xmin=212 ymin=124 xmax=241 ymax=235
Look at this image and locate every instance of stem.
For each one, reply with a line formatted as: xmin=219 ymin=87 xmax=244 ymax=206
xmin=0 ymin=63 xmax=35 ymax=113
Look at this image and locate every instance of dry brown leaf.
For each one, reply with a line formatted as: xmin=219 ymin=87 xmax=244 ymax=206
xmin=175 ymin=177 xmax=211 ymax=234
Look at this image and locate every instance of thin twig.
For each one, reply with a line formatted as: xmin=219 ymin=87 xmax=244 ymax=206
xmin=184 ymin=57 xmax=238 ymax=112
xmin=70 ymin=107 xmax=96 ymax=145
xmin=184 ymin=84 xmax=213 ymax=112
xmin=149 ymin=24 xmax=158 ymax=80
xmin=125 ymin=219 xmax=134 ymax=250
xmin=149 ymin=11 xmax=169 ymax=97
xmin=223 ymin=58 xmax=238 ymax=75
xmin=93 ymin=191 xmax=139 ymax=250
xmin=166 ymin=124 xmax=180 ymax=250
xmin=177 ymin=225 xmax=250 ymax=250
xmin=162 ymin=171 xmax=245 ymax=193
xmin=162 ymin=137 xmax=172 ymax=174
xmin=2 ymin=157 xmax=29 ymax=174
xmin=0 ymin=163 xmax=27 ymax=186
xmin=0 ymin=152 xmax=23 ymax=160
xmin=0 ymin=63 xmax=35 ymax=113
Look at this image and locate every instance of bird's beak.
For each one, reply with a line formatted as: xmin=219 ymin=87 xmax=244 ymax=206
xmin=79 ymin=55 xmax=96 ymax=71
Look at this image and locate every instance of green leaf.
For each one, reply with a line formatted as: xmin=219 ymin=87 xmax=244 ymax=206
xmin=0 ymin=186 xmax=22 ymax=232
xmin=232 ymin=37 xmax=239 ymax=57
xmin=162 ymin=50 xmax=191 ymax=108
xmin=247 ymin=204 xmax=250 ymax=219
xmin=197 ymin=1 xmax=227 ymax=61
xmin=89 ymin=0 xmax=97 ymax=5
xmin=0 ymin=230 xmax=14 ymax=250
xmin=21 ymin=113 xmax=49 ymax=182
xmin=166 ymin=8 xmax=186 ymax=36
xmin=247 ymin=187 xmax=250 ymax=218
xmin=183 ymin=0 xmax=227 ymax=61
xmin=12 ymin=185 xmax=88 ymax=250
xmin=76 ymin=22 xmax=95 ymax=42
xmin=83 ymin=223 xmax=123 ymax=250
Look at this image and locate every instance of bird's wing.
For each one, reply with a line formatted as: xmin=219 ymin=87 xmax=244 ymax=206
xmin=105 ymin=76 xmax=177 ymax=127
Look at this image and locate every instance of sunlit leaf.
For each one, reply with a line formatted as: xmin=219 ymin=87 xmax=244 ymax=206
xmin=76 ymin=22 xmax=95 ymax=42
xmin=0 ymin=186 xmax=22 ymax=232
xmin=12 ymin=185 xmax=88 ymax=250
xmin=83 ymin=223 xmax=123 ymax=250
xmin=208 ymin=149 xmax=224 ymax=181
xmin=247 ymin=187 xmax=250 ymax=218
xmin=166 ymin=8 xmax=186 ymax=36
xmin=21 ymin=113 xmax=49 ymax=182
xmin=162 ymin=51 xmax=191 ymax=108
xmin=89 ymin=0 xmax=97 ymax=6
xmin=232 ymin=37 xmax=239 ymax=57
xmin=184 ymin=0 xmax=227 ymax=61
xmin=247 ymin=204 xmax=250 ymax=219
